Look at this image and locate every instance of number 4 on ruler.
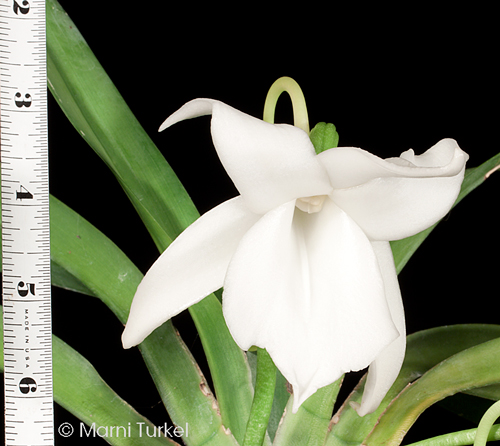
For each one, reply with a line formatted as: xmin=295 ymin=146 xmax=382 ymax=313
xmin=16 ymin=185 xmax=33 ymax=200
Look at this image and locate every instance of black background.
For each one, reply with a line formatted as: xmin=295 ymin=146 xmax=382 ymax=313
xmin=2 ymin=2 xmax=499 ymax=445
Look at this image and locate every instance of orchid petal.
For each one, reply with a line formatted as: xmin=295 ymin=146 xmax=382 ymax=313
xmin=356 ymin=241 xmax=406 ymax=416
xmin=320 ymin=139 xmax=468 ymax=240
xmin=160 ymin=99 xmax=332 ymax=215
xmin=222 ymin=198 xmax=399 ymax=413
xmin=122 ymin=196 xmax=260 ymax=348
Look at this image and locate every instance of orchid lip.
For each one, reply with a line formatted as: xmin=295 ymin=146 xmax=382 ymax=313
xmin=295 ymin=195 xmax=327 ymax=213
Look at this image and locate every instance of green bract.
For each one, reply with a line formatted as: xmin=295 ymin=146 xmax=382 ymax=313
xmin=309 ymin=122 xmax=340 ymax=154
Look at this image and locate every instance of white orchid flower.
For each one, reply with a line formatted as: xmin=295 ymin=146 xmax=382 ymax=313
xmin=122 ymin=98 xmax=468 ymax=416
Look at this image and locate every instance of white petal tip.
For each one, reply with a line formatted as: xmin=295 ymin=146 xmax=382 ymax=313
xmin=352 ymin=400 xmax=378 ymax=417
xmin=121 ymin=328 xmax=140 ymax=350
xmin=158 ymin=115 xmax=179 ymax=132
xmin=349 ymin=401 xmax=364 ymax=415
xmin=158 ymin=98 xmax=217 ymax=133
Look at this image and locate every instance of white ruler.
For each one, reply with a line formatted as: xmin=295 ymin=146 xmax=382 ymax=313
xmin=1 ymin=0 xmax=54 ymax=444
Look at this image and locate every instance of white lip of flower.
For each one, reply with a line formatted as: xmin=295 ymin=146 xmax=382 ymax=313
xmin=122 ymin=98 xmax=468 ymax=416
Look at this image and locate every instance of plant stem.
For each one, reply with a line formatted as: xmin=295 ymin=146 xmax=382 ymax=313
xmin=243 ymin=348 xmax=277 ymax=446
xmin=263 ymin=76 xmax=310 ymax=133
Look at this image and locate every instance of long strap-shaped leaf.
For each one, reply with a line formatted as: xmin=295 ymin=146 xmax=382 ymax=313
xmin=49 ymin=195 xmax=238 ymax=446
xmin=0 ymin=306 xmax=177 ymax=446
xmin=46 ymin=1 xmax=253 ymax=442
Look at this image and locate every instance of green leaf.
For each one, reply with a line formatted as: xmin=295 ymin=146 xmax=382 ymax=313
xmin=466 ymin=384 xmax=500 ymax=401
xmin=187 ymin=296 xmax=254 ymax=443
xmin=46 ymin=0 xmax=253 ymax=441
xmin=268 ymin=370 xmax=291 ymax=441
xmin=309 ymin=122 xmax=340 ymax=154
xmin=139 ymin=324 xmax=240 ymax=446
xmin=391 ymin=152 xmax=500 ymax=274
xmin=47 ymin=4 xmax=197 ymax=250
xmin=49 ymin=196 xmax=142 ymax=322
xmin=50 ymin=261 xmax=96 ymax=296
xmin=327 ymin=324 xmax=500 ymax=446
xmin=49 ymin=196 xmax=238 ymax=446
xmin=0 ymin=306 xmax=177 ymax=446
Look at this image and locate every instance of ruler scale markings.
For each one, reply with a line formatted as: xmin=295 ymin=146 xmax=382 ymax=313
xmin=1 ymin=0 xmax=54 ymax=445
